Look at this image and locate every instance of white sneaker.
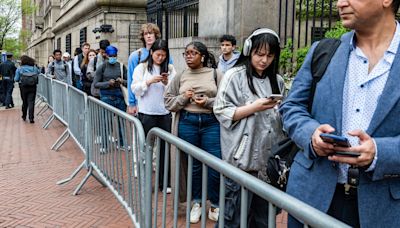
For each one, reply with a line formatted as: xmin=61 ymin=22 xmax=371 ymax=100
xmin=190 ymin=203 xmax=202 ymax=223
xmin=162 ymin=187 xmax=172 ymax=194
xmin=208 ymin=207 xmax=219 ymax=222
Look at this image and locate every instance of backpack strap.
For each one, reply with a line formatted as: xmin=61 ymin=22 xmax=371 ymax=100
xmin=213 ymin=68 xmax=217 ymax=86
xmin=51 ymin=61 xmax=55 ymax=75
xmin=308 ymin=38 xmax=341 ymax=112
xmin=137 ymin=49 xmax=142 ymax=63
xmin=120 ymin=62 xmax=124 ymax=78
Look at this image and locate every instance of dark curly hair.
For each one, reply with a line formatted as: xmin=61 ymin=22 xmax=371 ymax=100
xmin=20 ymin=55 xmax=35 ymax=66
xmin=185 ymin=41 xmax=217 ymax=69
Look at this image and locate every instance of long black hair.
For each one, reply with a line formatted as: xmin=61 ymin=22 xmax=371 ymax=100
xmin=146 ymin=39 xmax=170 ymax=73
xmin=234 ymin=31 xmax=281 ymax=95
xmin=186 ymin=41 xmax=217 ymax=69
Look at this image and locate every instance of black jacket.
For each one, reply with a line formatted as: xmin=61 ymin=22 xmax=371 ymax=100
xmin=0 ymin=60 xmax=17 ymax=79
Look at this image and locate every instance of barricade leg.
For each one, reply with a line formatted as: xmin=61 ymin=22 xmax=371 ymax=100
xmin=42 ymin=114 xmax=55 ymax=129
xmin=51 ymin=129 xmax=70 ymax=151
xmin=37 ymin=103 xmax=49 ymax=116
xmin=73 ymin=166 xmax=106 ymax=196
xmin=57 ymin=160 xmax=86 ymax=185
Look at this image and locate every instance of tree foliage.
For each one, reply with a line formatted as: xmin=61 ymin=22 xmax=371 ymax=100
xmin=296 ymin=0 xmax=339 ymax=19
xmin=0 ymin=0 xmax=21 ymax=50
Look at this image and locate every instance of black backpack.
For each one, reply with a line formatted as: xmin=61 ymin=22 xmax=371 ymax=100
xmin=259 ymin=38 xmax=341 ymax=191
xmin=20 ymin=70 xmax=39 ymax=87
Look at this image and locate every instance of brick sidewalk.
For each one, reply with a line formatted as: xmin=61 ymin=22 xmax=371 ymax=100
xmin=0 ymin=106 xmax=132 ymax=227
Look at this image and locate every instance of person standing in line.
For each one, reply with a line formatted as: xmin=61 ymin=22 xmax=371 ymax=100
xmin=217 ymin=34 xmax=241 ymax=74
xmin=127 ymin=23 xmax=161 ymax=116
xmin=63 ymin=52 xmax=73 ymax=84
xmin=93 ymin=45 xmax=127 ymax=112
xmin=73 ymin=42 xmax=90 ymax=89
xmin=164 ymin=41 xmax=223 ymax=224
xmin=14 ymin=55 xmax=40 ymax=123
xmin=96 ymin=39 xmax=110 ymax=70
xmin=81 ymin=49 xmax=97 ymax=95
xmin=46 ymin=49 xmax=71 ymax=85
xmin=0 ymin=52 xmax=17 ymax=109
xmin=132 ymin=39 xmax=176 ymax=193
xmin=214 ymin=28 xmax=285 ymax=227
xmin=280 ymin=0 xmax=400 ymax=227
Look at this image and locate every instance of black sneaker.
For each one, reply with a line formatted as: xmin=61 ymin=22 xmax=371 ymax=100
xmin=30 ymin=120 xmax=35 ymax=124
xmin=22 ymin=116 xmax=26 ymax=121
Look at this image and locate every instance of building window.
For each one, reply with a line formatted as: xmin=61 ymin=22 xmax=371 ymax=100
xmin=80 ymin=27 xmax=87 ymax=46
xmin=57 ymin=38 xmax=61 ymax=50
xmin=66 ymin=33 xmax=71 ymax=55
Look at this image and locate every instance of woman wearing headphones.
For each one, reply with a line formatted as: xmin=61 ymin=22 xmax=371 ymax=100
xmin=164 ymin=41 xmax=223 ymax=223
xmin=213 ymin=28 xmax=286 ymax=227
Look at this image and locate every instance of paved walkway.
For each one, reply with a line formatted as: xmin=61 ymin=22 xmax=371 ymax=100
xmin=0 ymin=87 xmax=132 ymax=227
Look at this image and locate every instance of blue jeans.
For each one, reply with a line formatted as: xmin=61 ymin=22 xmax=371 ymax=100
xmin=178 ymin=110 xmax=221 ymax=207
xmin=3 ymin=79 xmax=14 ymax=106
xmin=100 ymin=89 xmax=126 ymax=112
xmin=100 ymin=89 xmax=126 ymax=146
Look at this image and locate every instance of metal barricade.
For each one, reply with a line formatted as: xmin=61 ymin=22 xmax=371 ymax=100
xmin=72 ymin=96 xmax=146 ymax=226
xmin=36 ymin=74 xmax=52 ymax=116
xmin=42 ymin=80 xmax=68 ymax=129
xmin=55 ymin=86 xmax=90 ymax=188
xmin=144 ymin=128 xmax=351 ymax=228
xmin=35 ymin=73 xmax=46 ymax=106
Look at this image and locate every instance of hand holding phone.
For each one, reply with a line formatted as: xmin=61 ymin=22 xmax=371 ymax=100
xmin=320 ymin=133 xmax=361 ymax=157
xmin=266 ymin=94 xmax=283 ymax=102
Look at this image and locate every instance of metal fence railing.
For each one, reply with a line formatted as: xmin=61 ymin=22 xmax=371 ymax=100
xmin=42 ymin=79 xmax=68 ymax=129
xmin=36 ymin=74 xmax=52 ymax=116
xmin=55 ymin=86 xmax=89 ymax=187
xmin=83 ymin=96 xmax=146 ymax=226
xmin=144 ymin=128 xmax=351 ymax=228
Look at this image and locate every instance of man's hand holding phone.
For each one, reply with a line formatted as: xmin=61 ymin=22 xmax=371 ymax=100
xmin=328 ymin=130 xmax=376 ymax=167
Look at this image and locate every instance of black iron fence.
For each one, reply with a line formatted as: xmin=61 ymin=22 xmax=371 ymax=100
xmin=147 ymin=0 xmax=199 ymax=40
xmin=278 ymin=0 xmax=339 ymax=49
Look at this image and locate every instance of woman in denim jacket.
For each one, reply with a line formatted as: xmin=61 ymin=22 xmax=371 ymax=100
xmin=14 ymin=55 xmax=40 ymax=123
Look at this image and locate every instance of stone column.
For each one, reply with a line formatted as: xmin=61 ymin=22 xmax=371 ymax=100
xmin=198 ymin=0 xmax=282 ymax=45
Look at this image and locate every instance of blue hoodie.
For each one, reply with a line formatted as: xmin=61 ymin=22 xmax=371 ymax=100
xmin=217 ymin=51 xmax=240 ymax=74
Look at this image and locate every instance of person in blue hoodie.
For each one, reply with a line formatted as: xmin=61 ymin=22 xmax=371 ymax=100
xmin=217 ymin=35 xmax=241 ymax=74
xmin=14 ymin=55 xmax=40 ymax=123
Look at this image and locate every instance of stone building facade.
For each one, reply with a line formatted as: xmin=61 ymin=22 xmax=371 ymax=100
xmin=24 ymin=0 xmax=147 ymax=68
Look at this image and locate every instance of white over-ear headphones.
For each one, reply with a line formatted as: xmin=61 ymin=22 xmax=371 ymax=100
xmin=242 ymin=28 xmax=281 ymax=56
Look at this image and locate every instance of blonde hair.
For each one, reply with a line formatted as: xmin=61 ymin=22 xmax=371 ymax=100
xmin=140 ymin=23 xmax=161 ymax=46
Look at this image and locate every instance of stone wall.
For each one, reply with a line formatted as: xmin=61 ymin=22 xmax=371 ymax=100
xmin=168 ymin=37 xmax=221 ymax=74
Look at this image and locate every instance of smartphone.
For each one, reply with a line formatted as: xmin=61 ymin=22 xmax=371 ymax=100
xmin=334 ymin=151 xmax=361 ymax=157
xmin=194 ymin=94 xmax=205 ymax=99
xmin=266 ymin=94 xmax=283 ymax=101
xmin=320 ymin=133 xmax=351 ymax=147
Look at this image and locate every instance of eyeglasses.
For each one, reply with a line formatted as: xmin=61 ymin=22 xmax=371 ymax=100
xmin=182 ymin=50 xmax=201 ymax=58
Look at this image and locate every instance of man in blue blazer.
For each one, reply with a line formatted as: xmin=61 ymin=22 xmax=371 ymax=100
xmin=280 ymin=0 xmax=400 ymax=227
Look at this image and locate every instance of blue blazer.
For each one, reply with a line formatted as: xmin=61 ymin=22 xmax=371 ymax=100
xmin=280 ymin=32 xmax=400 ymax=227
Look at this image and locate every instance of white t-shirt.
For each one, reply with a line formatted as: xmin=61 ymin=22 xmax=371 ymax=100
xmin=131 ymin=63 xmax=176 ymax=115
